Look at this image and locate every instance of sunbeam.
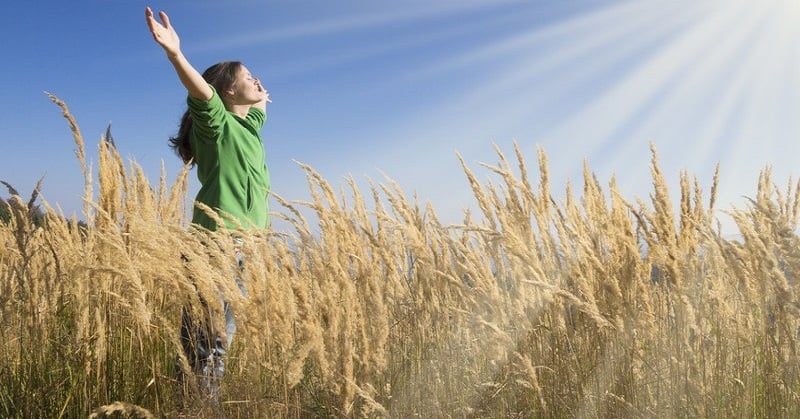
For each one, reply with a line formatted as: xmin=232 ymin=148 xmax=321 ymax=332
xmin=348 ymin=0 xmax=800 ymax=234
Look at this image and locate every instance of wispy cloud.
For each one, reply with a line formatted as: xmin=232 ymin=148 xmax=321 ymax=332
xmin=191 ymin=0 xmax=522 ymax=53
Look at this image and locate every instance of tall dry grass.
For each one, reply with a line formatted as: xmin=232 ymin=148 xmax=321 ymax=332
xmin=1 ymin=95 xmax=799 ymax=418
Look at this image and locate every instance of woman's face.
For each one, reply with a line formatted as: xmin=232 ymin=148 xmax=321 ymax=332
xmin=227 ymin=65 xmax=265 ymax=105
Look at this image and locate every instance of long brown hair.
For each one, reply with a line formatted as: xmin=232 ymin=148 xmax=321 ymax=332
xmin=169 ymin=61 xmax=243 ymax=165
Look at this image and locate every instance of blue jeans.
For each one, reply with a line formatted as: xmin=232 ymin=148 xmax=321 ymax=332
xmin=178 ymin=246 xmax=247 ymax=402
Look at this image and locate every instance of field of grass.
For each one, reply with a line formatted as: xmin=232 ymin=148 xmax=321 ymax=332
xmin=2 ymin=95 xmax=800 ymax=418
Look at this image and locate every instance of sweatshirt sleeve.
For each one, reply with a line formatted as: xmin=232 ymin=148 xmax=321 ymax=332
xmin=246 ymin=106 xmax=266 ymax=130
xmin=187 ymin=85 xmax=228 ymax=143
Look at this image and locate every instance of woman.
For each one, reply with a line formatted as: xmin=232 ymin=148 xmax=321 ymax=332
xmin=145 ymin=6 xmax=271 ymax=403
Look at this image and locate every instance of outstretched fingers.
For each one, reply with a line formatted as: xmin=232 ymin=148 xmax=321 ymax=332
xmin=145 ymin=7 xmax=159 ymax=33
xmin=145 ymin=7 xmax=170 ymax=31
xmin=145 ymin=7 xmax=157 ymax=24
xmin=158 ymin=10 xmax=171 ymax=29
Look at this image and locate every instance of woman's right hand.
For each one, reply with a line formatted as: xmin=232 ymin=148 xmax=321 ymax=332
xmin=145 ymin=7 xmax=181 ymax=57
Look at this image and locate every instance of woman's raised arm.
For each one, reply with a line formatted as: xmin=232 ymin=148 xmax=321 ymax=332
xmin=145 ymin=7 xmax=212 ymax=101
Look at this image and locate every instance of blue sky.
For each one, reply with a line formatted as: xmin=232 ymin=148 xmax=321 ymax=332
xmin=2 ymin=0 xmax=799 ymax=234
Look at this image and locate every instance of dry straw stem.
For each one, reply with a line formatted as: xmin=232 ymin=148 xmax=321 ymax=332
xmin=46 ymin=92 xmax=92 ymax=218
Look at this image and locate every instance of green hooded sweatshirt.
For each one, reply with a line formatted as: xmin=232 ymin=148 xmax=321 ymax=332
xmin=187 ymin=85 xmax=270 ymax=231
